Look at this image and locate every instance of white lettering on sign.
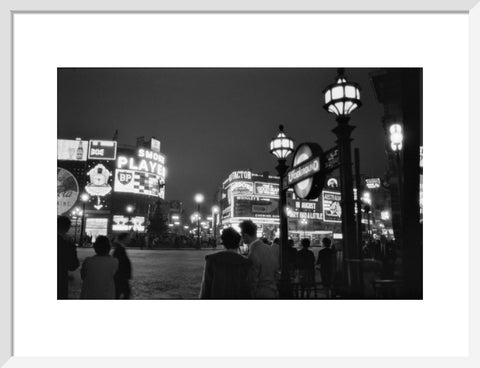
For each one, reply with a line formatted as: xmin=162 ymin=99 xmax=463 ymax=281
xmin=230 ymin=181 xmax=254 ymax=194
xmin=288 ymin=158 xmax=320 ymax=185
xmin=117 ymin=154 xmax=166 ymax=177
xmin=138 ymin=148 xmax=165 ymax=165
xmin=254 ymin=182 xmax=279 ymax=197
xmin=228 ymin=171 xmax=252 ymax=182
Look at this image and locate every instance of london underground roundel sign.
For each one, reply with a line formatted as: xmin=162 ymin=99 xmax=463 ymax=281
xmin=287 ymin=143 xmax=325 ymax=200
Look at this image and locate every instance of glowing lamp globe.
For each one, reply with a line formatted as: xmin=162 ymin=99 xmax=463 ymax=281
xmin=389 ymin=123 xmax=403 ymax=152
xmin=323 ymin=69 xmax=362 ymax=117
xmin=270 ymin=125 xmax=294 ymax=160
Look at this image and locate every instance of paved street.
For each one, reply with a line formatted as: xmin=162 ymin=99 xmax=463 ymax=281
xmin=68 ymin=247 xmax=329 ymax=299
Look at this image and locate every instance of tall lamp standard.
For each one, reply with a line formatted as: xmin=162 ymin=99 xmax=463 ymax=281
xmin=270 ymin=124 xmax=294 ymax=298
xmin=323 ymin=68 xmax=363 ymax=297
xmin=79 ymin=193 xmax=90 ymax=246
xmin=212 ymin=205 xmax=220 ymax=246
xmin=389 ymin=123 xmax=404 ymax=248
xmin=194 ymin=193 xmax=204 ymax=249
xmin=70 ymin=207 xmax=82 ymax=244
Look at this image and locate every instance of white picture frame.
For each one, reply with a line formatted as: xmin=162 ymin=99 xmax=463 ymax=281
xmin=2 ymin=0 xmax=479 ymax=367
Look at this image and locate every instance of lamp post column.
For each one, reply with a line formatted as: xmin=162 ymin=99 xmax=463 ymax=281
xmin=276 ymin=159 xmax=292 ymax=299
xmin=197 ymin=206 xmax=201 ymax=249
xmin=332 ymin=116 xmax=363 ymax=297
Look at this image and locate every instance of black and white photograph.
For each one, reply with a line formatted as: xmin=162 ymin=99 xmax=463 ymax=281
xmin=57 ymin=67 xmax=423 ymax=300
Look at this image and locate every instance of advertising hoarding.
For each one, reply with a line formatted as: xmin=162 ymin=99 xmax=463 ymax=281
xmin=114 ymin=169 xmax=165 ymax=198
xmin=365 ymin=178 xmax=381 ymax=189
xmin=88 ymin=140 xmax=117 ymax=160
xmin=322 ymin=191 xmax=342 ymax=223
xmin=57 ymin=139 xmax=88 ymax=161
xmin=234 ymin=197 xmax=279 ymax=218
xmin=57 ymin=167 xmax=79 ymax=215
xmin=151 ymin=138 xmax=161 ymax=153
xmin=254 ymin=182 xmax=279 ymax=197
xmin=85 ymin=163 xmax=113 ymax=210
xmin=112 ymin=215 xmax=145 ymax=232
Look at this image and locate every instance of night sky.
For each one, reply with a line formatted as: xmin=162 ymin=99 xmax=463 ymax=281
xmin=58 ymin=68 xmax=386 ymax=213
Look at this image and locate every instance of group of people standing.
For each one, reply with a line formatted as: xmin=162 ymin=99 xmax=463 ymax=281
xmin=57 ymin=215 xmax=132 ymax=299
xmin=199 ymin=219 xmax=336 ymax=299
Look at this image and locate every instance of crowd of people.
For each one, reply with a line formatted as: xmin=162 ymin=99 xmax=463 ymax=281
xmin=58 ymin=215 xmax=337 ymax=300
xmin=57 ymin=215 xmax=132 ymax=300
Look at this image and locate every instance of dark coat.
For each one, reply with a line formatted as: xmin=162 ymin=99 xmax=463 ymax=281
xmin=199 ymin=251 xmax=252 ymax=299
xmin=317 ymin=247 xmax=336 ymax=287
xmin=112 ymin=243 xmax=132 ymax=281
xmin=57 ymin=234 xmax=79 ymax=299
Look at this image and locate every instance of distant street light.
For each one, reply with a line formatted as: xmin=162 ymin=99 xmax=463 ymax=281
xmin=70 ymin=207 xmax=82 ymax=244
xmin=194 ymin=193 xmax=204 ymax=249
xmin=323 ymin=68 xmax=363 ymax=297
xmin=270 ymin=124 xmax=294 ymax=298
xmin=390 ymin=123 xmax=404 ymax=249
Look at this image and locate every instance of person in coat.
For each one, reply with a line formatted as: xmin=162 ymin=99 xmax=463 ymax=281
xmin=240 ymin=220 xmax=279 ymax=299
xmin=296 ymin=238 xmax=316 ymax=298
xmin=317 ymin=237 xmax=336 ymax=298
xmin=80 ymin=236 xmax=118 ymax=299
xmin=57 ymin=216 xmax=79 ymax=299
xmin=112 ymin=232 xmax=132 ymax=299
xmin=199 ymin=227 xmax=252 ymax=299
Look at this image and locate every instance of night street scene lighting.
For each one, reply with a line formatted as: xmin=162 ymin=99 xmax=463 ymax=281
xmin=57 ymin=67 xmax=422 ymax=300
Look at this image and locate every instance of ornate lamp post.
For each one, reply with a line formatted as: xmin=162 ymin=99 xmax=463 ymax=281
xmin=194 ymin=193 xmax=204 ymax=249
xmin=323 ymin=68 xmax=363 ymax=296
xmin=389 ymin=123 xmax=404 ymax=251
xmin=270 ymin=124 xmax=294 ymax=298
xmin=79 ymin=193 xmax=90 ymax=246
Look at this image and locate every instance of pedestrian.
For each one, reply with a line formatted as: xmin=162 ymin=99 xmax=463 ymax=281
xmin=271 ymin=238 xmax=280 ymax=272
xmin=317 ymin=237 xmax=336 ymax=298
xmin=296 ymin=238 xmax=315 ymax=298
xmin=199 ymin=228 xmax=252 ymax=299
xmin=113 ymin=233 xmax=133 ymax=299
xmin=80 ymin=236 xmax=118 ymax=299
xmin=240 ymin=220 xmax=278 ymax=298
xmin=57 ymin=216 xmax=79 ymax=299
xmin=287 ymin=238 xmax=297 ymax=281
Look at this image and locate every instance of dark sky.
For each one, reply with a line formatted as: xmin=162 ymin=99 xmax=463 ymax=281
xmin=58 ymin=68 xmax=386 ymax=213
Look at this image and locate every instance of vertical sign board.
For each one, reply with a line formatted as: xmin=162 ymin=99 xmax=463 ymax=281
xmin=322 ymin=190 xmax=342 ymax=223
xmin=151 ymin=138 xmax=161 ymax=153
xmin=88 ymin=140 xmax=117 ymax=160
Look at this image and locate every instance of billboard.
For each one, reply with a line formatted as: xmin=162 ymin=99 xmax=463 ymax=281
xmin=112 ymin=215 xmax=145 ymax=232
xmin=85 ymin=163 xmax=113 ymax=210
xmin=229 ymin=181 xmax=254 ymax=195
xmin=322 ymin=191 xmax=342 ymax=223
xmin=57 ymin=167 xmax=79 ymax=215
xmin=151 ymin=138 xmax=161 ymax=153
xmin=254 ymin=182 xmax=279 ymax=197
xmin=234 ymin=197 xmax=279 ymax=218
xmin=57 ymin=139 xmax=88 ymax=161
xmin=114 ymin=169 xmax=165 ymax=198
xmin=365 ymin=178 xmax=381 ymax=189
xmin=88 ymin=140 xmax=117 ymax=160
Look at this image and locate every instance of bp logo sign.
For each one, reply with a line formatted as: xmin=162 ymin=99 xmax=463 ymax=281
xmin=287 ymin=143 xmax=325 ymax=200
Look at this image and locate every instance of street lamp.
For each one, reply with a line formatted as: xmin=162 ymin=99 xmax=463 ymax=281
xmin=270 ymin=124 xmax=294 ymax=298
xmin=323 ymin=68 xmax=363 ymax=297
xmin=212 ymin=205 xmax=220 ymax=246
xmin=79 ymin=193 xmax=90 ymax=246
xmin=126 ymin=205 xmax=135 ymax=231
xmin=389 ymin=123 xmax=404 ymax=251
xmin=363 ymin=204 xmax=372 ymax=242
xmin=300 ymin=218 xmax=308 ymax=238
xmin=194 ymin=193 xmax=204 ymax=249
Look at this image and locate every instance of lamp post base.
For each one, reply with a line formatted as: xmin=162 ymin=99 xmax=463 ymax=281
xmin=278 ymin=273 xmax=293 ymax=299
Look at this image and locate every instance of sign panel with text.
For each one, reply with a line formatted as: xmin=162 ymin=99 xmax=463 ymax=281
xmin=322 ymin=191 xmax=342 ymax=223
xmin=57 ymin=139 xmax=88 ymax=161
xmin=88 ymin=140 xmax=117 ymax=160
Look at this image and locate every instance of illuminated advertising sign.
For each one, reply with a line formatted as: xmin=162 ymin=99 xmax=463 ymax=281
xmin=234 ymin=198 xmax=279 ymax=218
xmin=326 ymin=178 xmax=339 ymax=189
xmin=114 ymin=169 xmax=165 ymax=198
xmin=322 ymin=191 xmax=342 ymax=223
xmin=117 ymin=148 xmax=166 ymax=176
xmin=365 ymin=178 xmax=381 ymax=189
xmin=294 ymin=200 xmax=317 ymax=212
xmin=57 ymin=139 xmax=88 ymax=161
xmin=88 ymin=140 xmax=117 ymax=160
xmin=57 ymin=168 xmax=79 ymax=215
xmin=324 ymin=146 xmax=340 ymax=171
xmin=254 ymin=182 xmax=279 ymax=197
xmin=228 ymin=171 xmax=252 ymax=182
xmin=230 ymin=181 xmax=254 ymax=195
xmin=85 ymin=164 xmax=113 ymax=210
xmin=112 ymin=215 xmax=145 ymax=232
